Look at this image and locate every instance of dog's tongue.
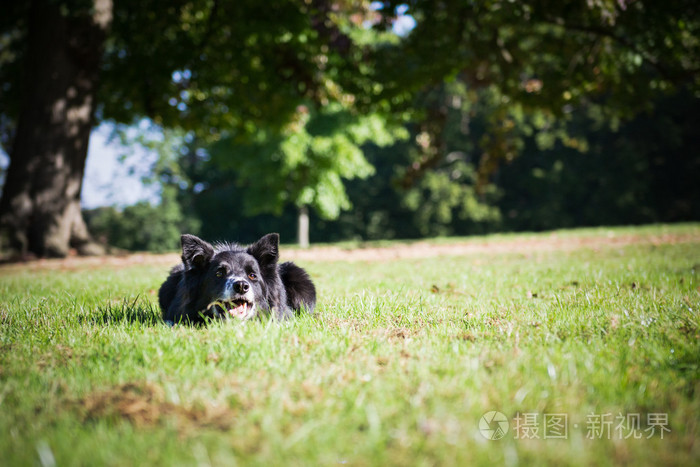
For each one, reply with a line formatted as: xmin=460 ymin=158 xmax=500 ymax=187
xmin=229 ymin=302 xmax=248 ymax=317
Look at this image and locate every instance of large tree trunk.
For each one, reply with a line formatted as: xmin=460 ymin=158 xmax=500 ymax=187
xmin=0 ymin=0 xmax=112 ymax=258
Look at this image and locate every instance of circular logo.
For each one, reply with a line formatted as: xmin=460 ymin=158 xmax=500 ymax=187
xmin=479 ymin=411 xmax=509 ymax=440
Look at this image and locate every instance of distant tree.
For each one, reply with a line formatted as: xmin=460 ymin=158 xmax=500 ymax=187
xmin=206 ymin=104 xmax=406 ymax=247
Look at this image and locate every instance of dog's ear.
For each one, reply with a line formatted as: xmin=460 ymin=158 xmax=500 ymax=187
xmin=181 ymin=234 xmax=214 ymax=270
xmin=247 ymin=233 xmax=280 ymax=268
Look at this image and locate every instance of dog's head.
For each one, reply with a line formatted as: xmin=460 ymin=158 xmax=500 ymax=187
xmin=180 ymin=233 xmax=280 ymax=320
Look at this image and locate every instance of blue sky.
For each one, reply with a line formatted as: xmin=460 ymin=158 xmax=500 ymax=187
xmin=82 ymin=123 xmax=159 ymax=209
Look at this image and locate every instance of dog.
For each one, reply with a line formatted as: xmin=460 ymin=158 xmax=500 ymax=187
xmin=159 ymin=233 xmax=316 ymax=324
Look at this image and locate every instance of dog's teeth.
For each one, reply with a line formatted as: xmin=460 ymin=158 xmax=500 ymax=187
xmin=225 ymin=301 xmax=250 ymax=318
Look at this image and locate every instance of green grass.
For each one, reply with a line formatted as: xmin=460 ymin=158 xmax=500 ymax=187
xmin=1 ymin=224 xmax=699 ymax=466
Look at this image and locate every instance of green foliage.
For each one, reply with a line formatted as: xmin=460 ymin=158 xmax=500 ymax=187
xmin=369 ymin=0 xmax=700 ymax=115
xmin=1 ymin=226 xmax=699 ymax=464
xmin=5 ymin=0 xmax=695 ymax=171
xmin=404 ymin=159 xmax=501 ymax=237
xmin=96 ymin=0 xmax=391 ymax=141
xmin=497 ymin=90 xmax=700 ymax=230
xmin=91 ymin=84 xmax=699 ymax=250
xmin=325 ymin=86 xmax=700 ymax=240
xmin=207 ymin=104 xmax=406 ymax=220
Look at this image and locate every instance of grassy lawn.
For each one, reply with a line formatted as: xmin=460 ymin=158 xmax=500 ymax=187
xmin=1 ymin=224 xmax=699 ymax=465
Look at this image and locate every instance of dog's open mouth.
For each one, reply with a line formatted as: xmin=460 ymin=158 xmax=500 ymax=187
xmin=208 ymin=299 xmax=255 ymax=319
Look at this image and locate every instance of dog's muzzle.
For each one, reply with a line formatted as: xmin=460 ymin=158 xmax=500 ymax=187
xmin=206 ymin=277 xmax=256 ymax=319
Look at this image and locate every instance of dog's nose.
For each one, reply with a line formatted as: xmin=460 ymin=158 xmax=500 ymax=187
xmin=233 ymin=280 xmax=250 ymax=294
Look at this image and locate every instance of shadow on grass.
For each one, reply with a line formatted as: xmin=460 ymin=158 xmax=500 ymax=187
xmin=82 ymin=296 xmax=163 ymax=326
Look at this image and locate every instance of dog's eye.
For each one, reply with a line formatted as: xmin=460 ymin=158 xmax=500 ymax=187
xmin=247 ymin=272 xmax=257 ymax=281
xmin=216 ymin=267 xmax=226 ymax=278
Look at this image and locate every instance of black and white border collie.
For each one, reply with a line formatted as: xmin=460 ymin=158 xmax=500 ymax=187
xmin=159 ymin=233 xmax=315 ymax=325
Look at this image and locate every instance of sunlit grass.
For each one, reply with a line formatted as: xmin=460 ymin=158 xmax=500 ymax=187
xmin=1 ymin=224 xmax=698 ymax=465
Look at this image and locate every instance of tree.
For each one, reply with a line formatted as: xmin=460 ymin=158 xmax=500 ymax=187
xmin=0 ymin=0 xmax=112 ymax=257
xmin=205 ymin=103 xmax=405 ymax=247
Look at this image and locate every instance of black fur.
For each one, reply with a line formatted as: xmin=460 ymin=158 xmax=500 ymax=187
xmin=159 ymin=233 xmax=316 ymax=324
